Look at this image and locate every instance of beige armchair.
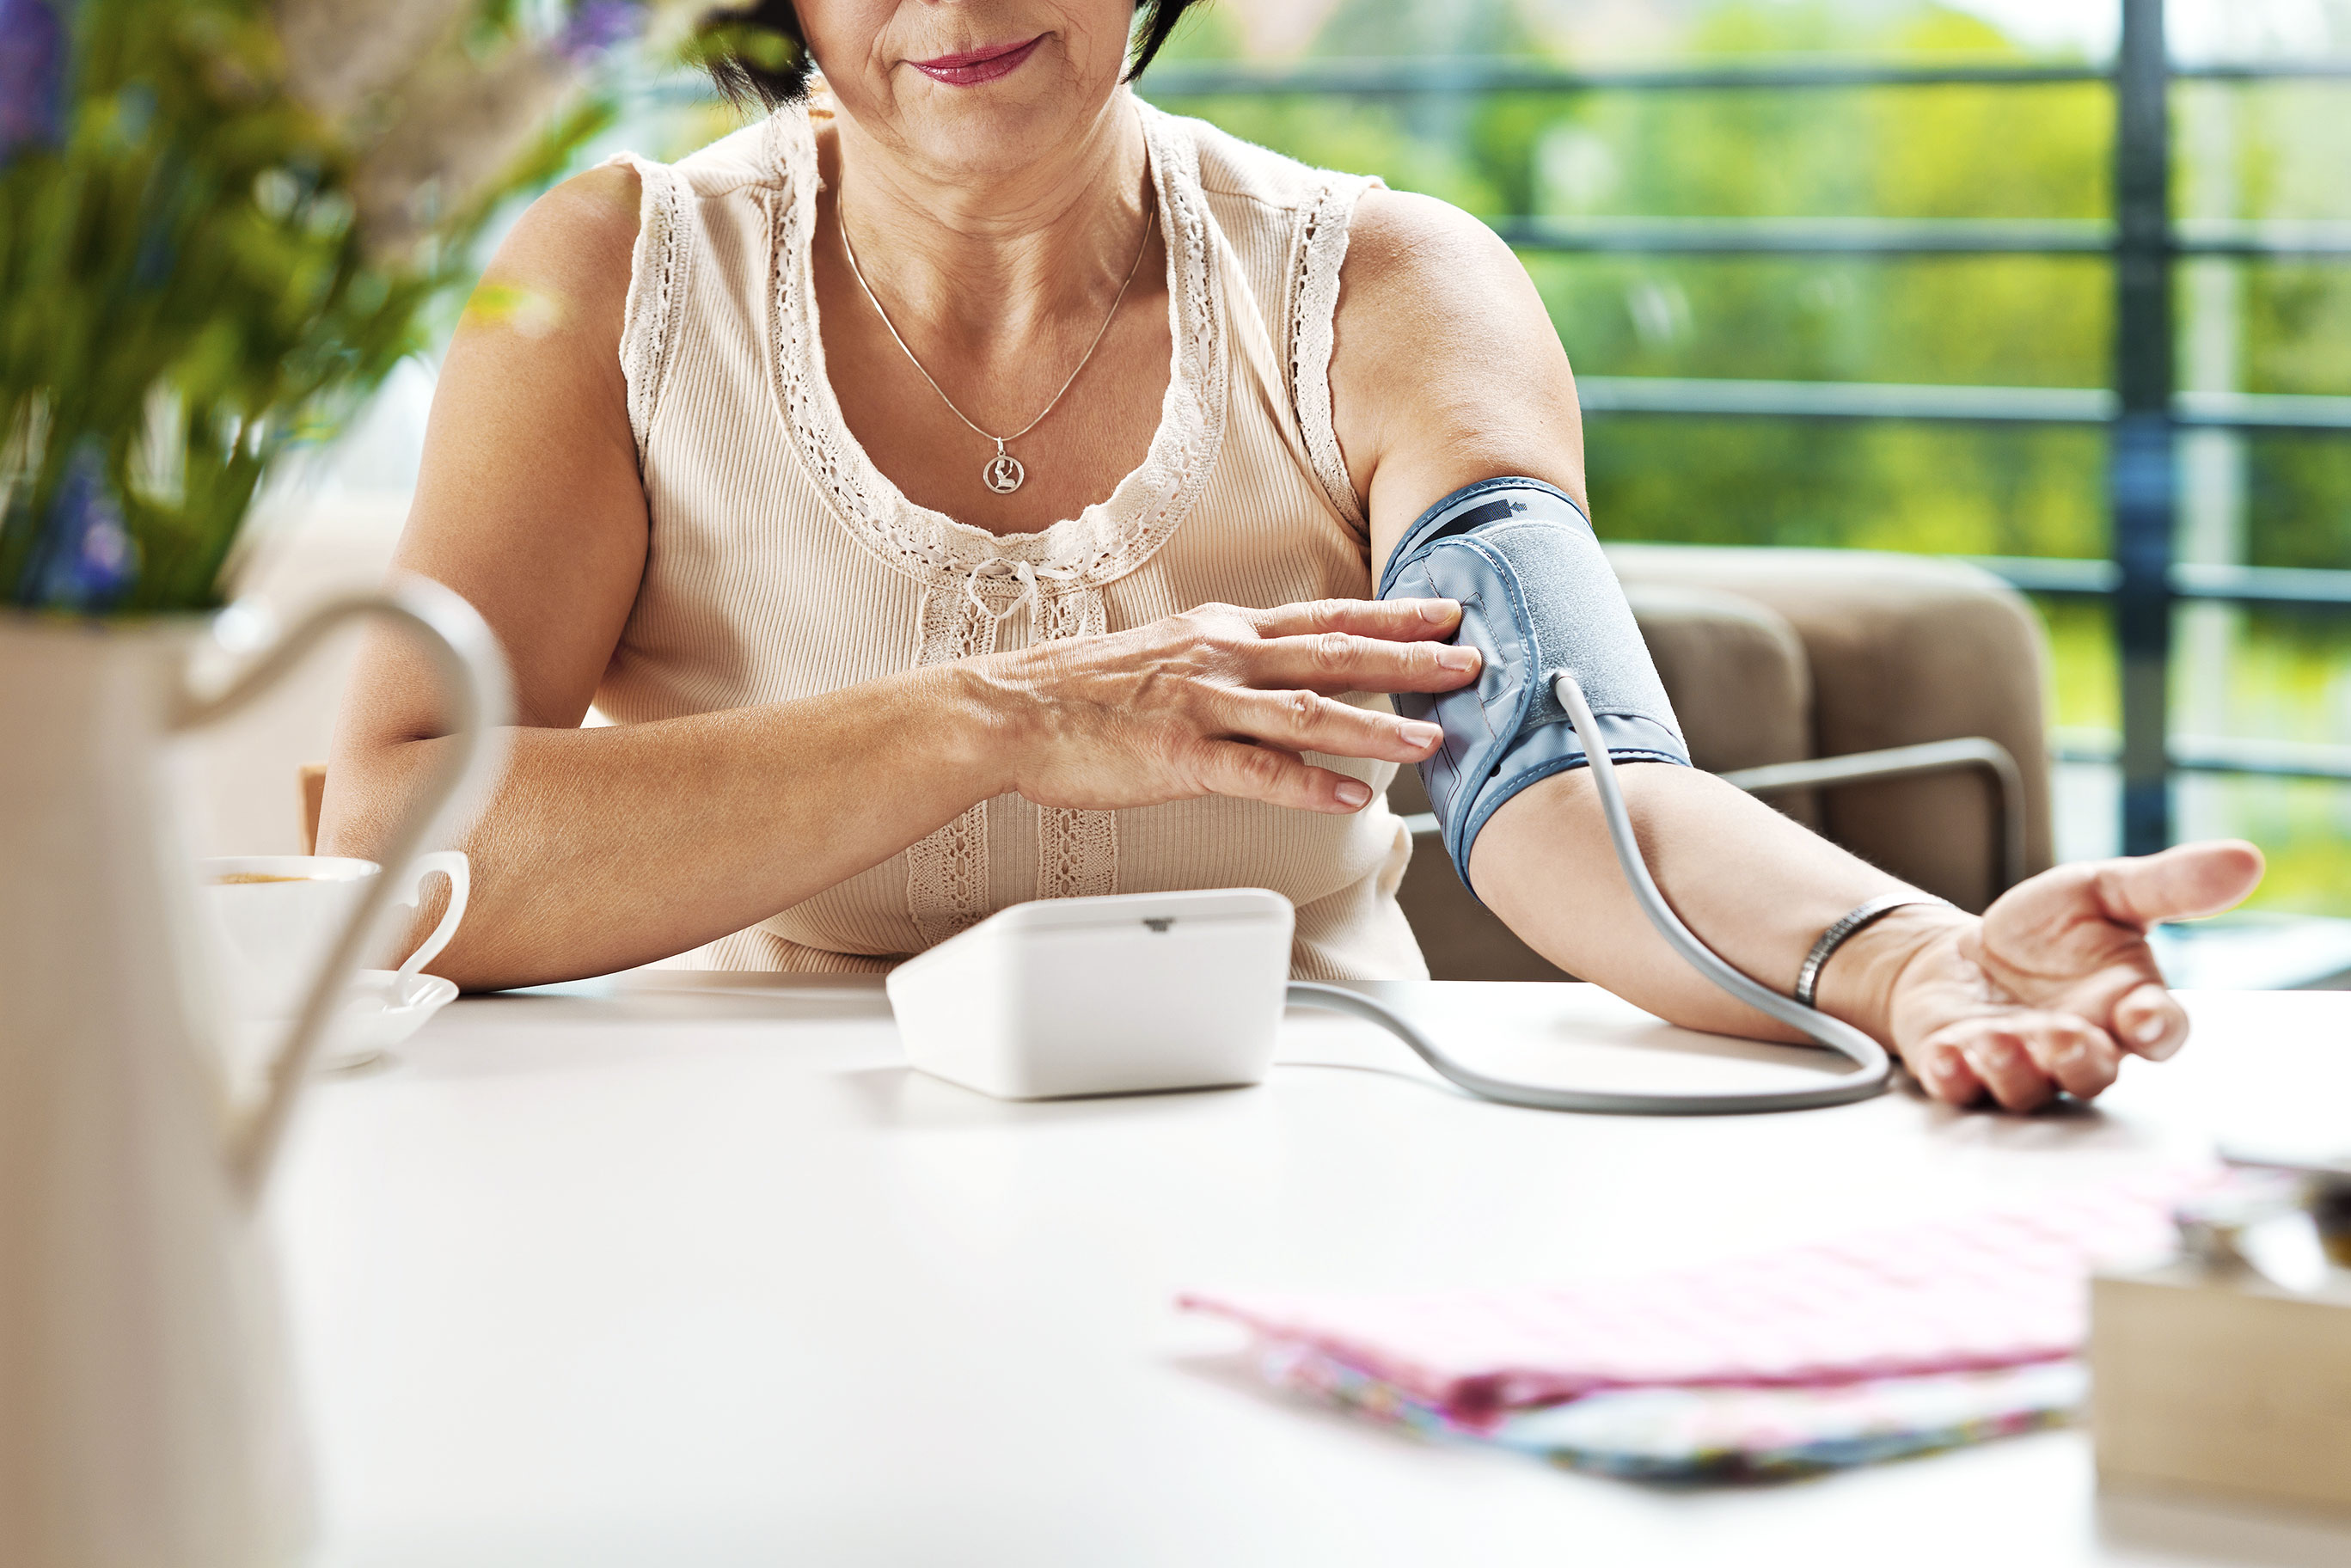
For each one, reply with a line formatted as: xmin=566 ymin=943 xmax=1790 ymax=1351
xmin=1395 ymin=546 xmax=2054 ymax=983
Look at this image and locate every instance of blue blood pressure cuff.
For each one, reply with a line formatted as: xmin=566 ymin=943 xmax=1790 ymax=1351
xmin=1376 ymin=478 xmax=1691 ymax=897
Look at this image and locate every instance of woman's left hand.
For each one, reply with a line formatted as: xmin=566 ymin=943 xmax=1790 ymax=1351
xmin=1885 ymin=840 xmax=2266 ymax=1110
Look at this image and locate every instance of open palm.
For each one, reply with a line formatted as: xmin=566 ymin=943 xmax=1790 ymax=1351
xmin=1886 ymin=841 xmax=2267 ymax=1110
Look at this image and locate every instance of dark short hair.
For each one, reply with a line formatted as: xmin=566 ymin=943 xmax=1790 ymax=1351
xmin=701 ymin=2 xmax=1209 ymax=110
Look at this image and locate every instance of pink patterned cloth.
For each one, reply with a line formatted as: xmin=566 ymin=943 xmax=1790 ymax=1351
xmin=1181 ymin=1171 xmax=2205 ymax=1421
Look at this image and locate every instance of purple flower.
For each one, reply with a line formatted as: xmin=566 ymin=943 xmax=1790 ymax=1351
xmin=556 ymin=0 xmax=642 ymax=64
xmin=0 ymin=0 xmax=66 ymax=161
xmin=21 ymin=442 xmax=137 ymax=613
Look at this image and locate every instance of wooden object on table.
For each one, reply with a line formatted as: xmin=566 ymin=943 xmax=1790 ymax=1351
xmin=2091 ymin=1258 xmax=2351 ymax=1514
xmin=299 ymin=763 xmax=326 ymax=854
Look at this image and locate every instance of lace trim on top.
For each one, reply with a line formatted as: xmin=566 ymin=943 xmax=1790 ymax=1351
xmin=607 ymin=152 xmax=692 ymax=462
xmin=765 ymin=96 xmax=1228 ymax=596
xmin=1034 ymin=588 xmax=1116 ymax=904
xmin=1292 ymin=174 xmax=1380 ymax=534
xmin=765 ymin=97 xmax=1217 ymax=941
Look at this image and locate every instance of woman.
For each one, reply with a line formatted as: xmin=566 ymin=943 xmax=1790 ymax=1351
xmin=323 ymin=0 xmax=2262 ymax=1112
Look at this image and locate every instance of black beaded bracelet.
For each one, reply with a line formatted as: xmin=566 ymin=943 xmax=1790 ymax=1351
xmin=1794 ymin=893 xmax=1951 ymax=1009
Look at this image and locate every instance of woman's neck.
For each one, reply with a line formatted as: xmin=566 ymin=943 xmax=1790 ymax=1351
xmin=822 ymin=89 xmax=1152 ymax=359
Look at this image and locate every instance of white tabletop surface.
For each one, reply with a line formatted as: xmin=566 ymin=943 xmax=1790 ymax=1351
xmin=276 ymin=977 xmax=2351 ymax=1567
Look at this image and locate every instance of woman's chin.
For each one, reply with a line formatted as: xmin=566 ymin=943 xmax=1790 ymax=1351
xmin=877 ymin=94 xmax=1123 ymax=188
xmin=831 ymin=46 xmax=1118 ymax=166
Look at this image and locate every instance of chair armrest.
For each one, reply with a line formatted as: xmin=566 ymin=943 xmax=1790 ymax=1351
xmin=1610 ymin=543 xmax=2054 ymax=910
xmin=1721 ymin=737 xmax=2026 ymax=894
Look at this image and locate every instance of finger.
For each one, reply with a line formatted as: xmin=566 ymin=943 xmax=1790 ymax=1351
xmin=2017 ymin=1014 xmax=2124 ymax=1099
xmin=1191 ymin=739 xmax=1372 ymax=813
xmin=2091 ymin=839 xmax=2265 ymax=928
xmin=1954 ymin=1026 xmax=2059 ymax=1112
xmin=1252 ymin=630 xmax=1480 ymax=695
xmin=2111 ymin=979 xmax=2189 ymax=1062
xmin=1221 ymin=686 xmax=1443 ymax=764
xmin=1250 ymin=597 xmax=1464 ymax=643
xmin=1905 ymin=1036 xmax=1987 ymax=1107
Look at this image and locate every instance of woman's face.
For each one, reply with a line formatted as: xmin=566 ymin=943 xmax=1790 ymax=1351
xmin=798 ymin=2 xmax=1137 ymax=179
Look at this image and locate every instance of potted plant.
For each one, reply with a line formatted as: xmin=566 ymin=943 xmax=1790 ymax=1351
xmin=3 ymin=0 xmax=687 ymax=609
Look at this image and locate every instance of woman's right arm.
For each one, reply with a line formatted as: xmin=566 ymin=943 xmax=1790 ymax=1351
xmin=321 ymin=168 xmax=1478 ymax=990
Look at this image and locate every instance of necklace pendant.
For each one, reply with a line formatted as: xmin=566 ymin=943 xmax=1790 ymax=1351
xmin=983 ymin=450 xmax=1026 ymax=495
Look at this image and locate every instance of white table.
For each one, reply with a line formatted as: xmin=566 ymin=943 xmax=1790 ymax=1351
xmin=279 ymin=978 xmax=2351 ymax=1567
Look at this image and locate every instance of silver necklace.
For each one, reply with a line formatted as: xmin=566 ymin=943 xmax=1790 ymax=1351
xmin=838 ymin=196 xmax=1156 ymax=496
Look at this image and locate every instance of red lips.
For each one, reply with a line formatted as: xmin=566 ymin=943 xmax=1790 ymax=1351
xmin=909 ymin=34 xmax=1045 ymax=87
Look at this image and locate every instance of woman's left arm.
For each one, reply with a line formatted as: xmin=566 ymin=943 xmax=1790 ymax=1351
xmin=1327 ymin=191 xmax=2264 ymax=1109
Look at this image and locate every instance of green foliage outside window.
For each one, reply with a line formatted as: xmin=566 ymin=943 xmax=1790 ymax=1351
xmin=1145 ymin=0 xmax=2351 ymax=910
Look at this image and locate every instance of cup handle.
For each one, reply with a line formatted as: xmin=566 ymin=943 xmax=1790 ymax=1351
xmin=392 ymin=850 xmax=471 ymax=983
xmin=174 ymin=573 xmax=511 ymax=1203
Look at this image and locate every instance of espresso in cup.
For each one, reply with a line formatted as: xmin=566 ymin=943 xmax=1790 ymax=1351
xmin=200 ymin=855 xmax=383 ymax=1020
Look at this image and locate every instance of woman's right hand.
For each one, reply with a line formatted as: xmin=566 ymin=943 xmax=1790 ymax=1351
xmin=967 ymin=597 xmax=1481 ymax=814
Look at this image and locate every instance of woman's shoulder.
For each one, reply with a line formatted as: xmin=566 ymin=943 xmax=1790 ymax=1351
xmin=1151 ymin=101 xmax=1378 ymax=214
xmin=659 ymin=113 xmax=795 ymax=198
xmin=596 ymin=113 xmax=794 ymax=211
xmin=490 ymin=110 xmax=789 ymax=297
xmin=1341 ymin=188 xmax=1526 ymax=303
xmin=481 ymin=164 xmax=643 ymax=346
xmin=1327 ymin=187 xmax=1584 ymax=539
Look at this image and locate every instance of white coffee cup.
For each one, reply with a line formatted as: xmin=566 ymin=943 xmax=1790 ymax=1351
xmin=200 ymin=850 xmax=468 ymax=1026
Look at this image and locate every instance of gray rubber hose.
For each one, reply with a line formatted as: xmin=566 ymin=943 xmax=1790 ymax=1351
xmin=1283 ymin=669 xmax=1893 ymax=1116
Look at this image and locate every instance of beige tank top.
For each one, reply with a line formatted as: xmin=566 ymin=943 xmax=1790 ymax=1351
xmin=598 ymin=93 xmax=1426 ymax=981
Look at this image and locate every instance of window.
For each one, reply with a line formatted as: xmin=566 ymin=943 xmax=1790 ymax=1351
xmin=1146 ymin=0 xmax=2351 ymax=916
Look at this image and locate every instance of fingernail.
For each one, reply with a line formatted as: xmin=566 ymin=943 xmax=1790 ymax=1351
xmin=1925 ymin=1057 xmax=1969 ymax=1101
xmin=1419 ymin=599 xmax=1457 ymax=622
xmin=2136 ymin=1018 xmax=2182 ymax=1060
xmin=1403 ymin=721 xmax=1443 ymax=750
xmin=1436 ymin=646 xmax=1479 ymax=671
xmin=1335 ymin=779 xmax=1372 ymax=808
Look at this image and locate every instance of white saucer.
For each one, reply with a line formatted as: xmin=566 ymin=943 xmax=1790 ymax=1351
xmin=326 ymin=969 xmax=460 ymax=1070
xmin=223 ymin=969 xmax=458 ymax=1079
